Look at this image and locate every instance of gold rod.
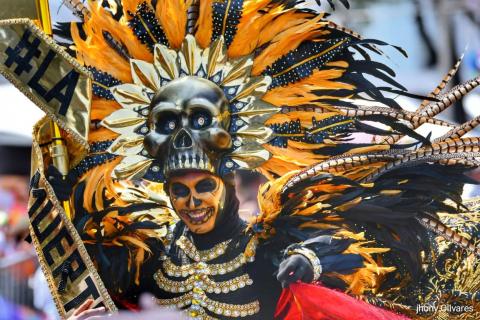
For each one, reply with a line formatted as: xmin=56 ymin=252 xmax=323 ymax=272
xmin=34 ymin=0 xmax=52 ymax=35
xmin=36 ymin=0 xmax=71 ymax=219
xmin=49 ymin=122 xmax=72 ymax=219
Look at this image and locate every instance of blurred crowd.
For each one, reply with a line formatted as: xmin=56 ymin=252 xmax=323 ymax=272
xmin=0 ymin=133 xmax=58 ymax=320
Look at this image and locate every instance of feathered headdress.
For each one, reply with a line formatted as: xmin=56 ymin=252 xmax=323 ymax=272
xmin=58 ymin=0 xmax=436 ymax=184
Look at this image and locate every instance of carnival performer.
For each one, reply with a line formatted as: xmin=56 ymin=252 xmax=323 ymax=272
xmin=13 ymin=0 xmax=480 ymax=319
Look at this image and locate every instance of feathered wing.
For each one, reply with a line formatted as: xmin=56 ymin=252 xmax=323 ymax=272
xmin=66 ymin=154 xmax=176 ymax=297
xmin=253 ymin=71 xmax=480 ymax=318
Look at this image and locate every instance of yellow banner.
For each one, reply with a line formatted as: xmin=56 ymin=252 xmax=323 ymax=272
xmin=0 ymin=19 xmax=90 ymax=160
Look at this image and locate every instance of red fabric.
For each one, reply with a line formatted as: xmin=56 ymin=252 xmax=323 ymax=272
xmin=111 ymin=295 xmax=140 ymax=311
xmin=274 ymin=283 xmax=411 ymax=320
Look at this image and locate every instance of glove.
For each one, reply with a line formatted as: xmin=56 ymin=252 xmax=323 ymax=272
xmin=277 ymin=254 xmax=314 ymax=288
xmin=46 ymin=165 xmax=74 ymax=201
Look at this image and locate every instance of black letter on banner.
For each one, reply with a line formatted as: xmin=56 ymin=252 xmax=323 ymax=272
xmin=4 ymin=30 xmax=41 ymax=76
xmin=28 ymin=50 xmax=55 ymax=97
xmin=45 ymin=70 xmax=80 ymax=116
xmin=28 ymin=173 xmax=47 ymax=218
xmin=52 ymin=250 xmax=86 ymax=287
xmin=27 ymin=49 xmax=80 ymax=116
xmin=64 ymin=277 xmax=101 ymax=312
xmin=31 ymin=201 xmax=62 ymax=244
xmin=42 ymin=226 xmax=75 ymax=266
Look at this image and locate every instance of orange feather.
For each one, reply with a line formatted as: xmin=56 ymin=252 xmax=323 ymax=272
xmin=120 ymin=0 xmax=151 ymax=15
xmin=228 ymin=0 xmax=286 ymax=57
xmin=195 ymin=0 xmax=214 ymax=48
xmin=258 ymin=11 xmax=314 ymax=48
xmin=72 ymin=7 xmax=132 ymax=82
xmin=252 ymin=16 xmax=327 ymax=75
xmin=156 ymin=0 xmax=191 ymax=49
xmin=262 ymin=68 xmax=354 ymax=108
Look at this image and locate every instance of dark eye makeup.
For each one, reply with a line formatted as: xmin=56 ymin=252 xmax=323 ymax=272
xmin=195 ymin=178 xmax=217 ymax=193
xmin=171 ymin=182 xmax=190 ymax=197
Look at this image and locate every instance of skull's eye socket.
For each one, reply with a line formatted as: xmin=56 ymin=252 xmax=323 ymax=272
xmin=156 ymin=112 xmax=179 ymax=134
xmin=190 ymin=109 xmax=212 ymax=130
xmin=171 ymin=182 xmax=190 ymax=198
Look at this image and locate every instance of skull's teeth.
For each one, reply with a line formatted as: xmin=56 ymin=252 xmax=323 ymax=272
xmin=166 ymin=147 xmax=213 ymax=173
xmin=188 ymin=154 xmax=193 ymax=166
xmin=203 ymin=153 xmax=209 ymax=170
xmin=180 ymin=154 xmax=186 ymax=168
xmin=184 ymin=153 xmax=191 ymax=168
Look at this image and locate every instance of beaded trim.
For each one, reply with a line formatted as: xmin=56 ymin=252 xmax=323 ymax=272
xmin=155 ymin=270 xmax=253 ymax=294
xmin=176 ymin=236 xmax=231 ymax=262
xmin=163 ymin=250 xmax=251 ymax=277
xmin=156 ymin=291 xmax=260 ymax=318
xmin=288 ymin=247 xmax=322 ymax=281
xmin=156 ymin=236 xmax=260 ymax=319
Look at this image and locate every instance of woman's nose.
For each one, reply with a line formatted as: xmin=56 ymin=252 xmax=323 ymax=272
xmin=188 ymin=196 xmax=202 ymax=208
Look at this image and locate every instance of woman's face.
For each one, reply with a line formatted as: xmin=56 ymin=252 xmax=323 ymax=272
xmin=168 ymin=171 xmax=225 ymax=234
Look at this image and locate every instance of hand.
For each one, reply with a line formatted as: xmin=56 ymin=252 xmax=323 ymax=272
xmin=68 ymin=299 xmax=107 ymax=320
xmin=46 ymin=165 xmax=74 ymax=201
xmin=277 ymin=254 xmax=314 ymax=288
xmin=92 ymin=294 xmax=186 ymax=320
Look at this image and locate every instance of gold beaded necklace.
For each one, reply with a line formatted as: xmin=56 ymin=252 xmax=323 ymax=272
xmin=155 ymin=235 xmax=260 ymax=319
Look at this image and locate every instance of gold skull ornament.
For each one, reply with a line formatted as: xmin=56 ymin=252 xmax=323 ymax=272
xmin=144 ymin=76 xmax=232 ymax=177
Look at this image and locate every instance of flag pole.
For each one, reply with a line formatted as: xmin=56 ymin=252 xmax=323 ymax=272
xmin=34 ymin=0 xmax=52 ymax=34
xmin=35 ymin=0 xmax=72 ymax=219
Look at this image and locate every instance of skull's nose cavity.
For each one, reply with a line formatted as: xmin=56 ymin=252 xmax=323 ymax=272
xmin=173 ymin=128 xmax=193 ymax=149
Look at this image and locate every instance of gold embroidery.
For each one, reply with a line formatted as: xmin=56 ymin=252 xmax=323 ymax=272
xmin=176 ymin=236 xmax=231 ymax=262
xmin=154 ymin=270 xmax=253 ymax=294
xmin=163 ymin=250 xmax=251 ymax=277
xmin=156 ymin=291 xmax=260 ymax=318
xmin=155 ymin=236 xmax=260 ymax=319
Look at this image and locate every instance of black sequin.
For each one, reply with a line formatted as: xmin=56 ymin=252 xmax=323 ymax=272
xmin=265 ymin=38 xmax=351 ymax=88
xmin=128 ymin=2 xmax=169 ymax=52
xmin=88 ymin=67 xmax=122 ymax=100
xmin=211 ymin=0 xmax=244 ymax=47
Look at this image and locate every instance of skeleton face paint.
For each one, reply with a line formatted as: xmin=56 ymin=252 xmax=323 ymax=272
xmin=168 ymin=171 xmax=225 ymax=234
xmin=144 ymin=77 xmax=231 ymax=177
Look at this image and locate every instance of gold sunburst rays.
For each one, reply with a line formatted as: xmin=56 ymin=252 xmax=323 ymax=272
xmin=206 ymin=37 xmax=228 ymax=78
xmin=130 ymin=59 xmax=161 ymax=92
xmin=236 ymin=125 xmax=273 ymax=144
xmin=154 ymin=45 xmax=178 ymax=80
xmin=102 ymin=34 xmax=276 ymax=181
xmin=231 ymin=147 xmax=272 ymax=170
xmin=233 ymin=98 xmax=277 ymax=121
xmin=179 ymin=35 xmax=203 ymax=76
xmin=113 ymin=155 xmax=154 ymax=181
xmin=110 ymin=84 xmax=152 ymax=111
xmin=102 ymin=109 xmax=146 ymax=135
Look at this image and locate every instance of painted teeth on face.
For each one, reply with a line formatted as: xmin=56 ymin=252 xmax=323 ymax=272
xmin=180 ymin=207 xmax=214 ymax=225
